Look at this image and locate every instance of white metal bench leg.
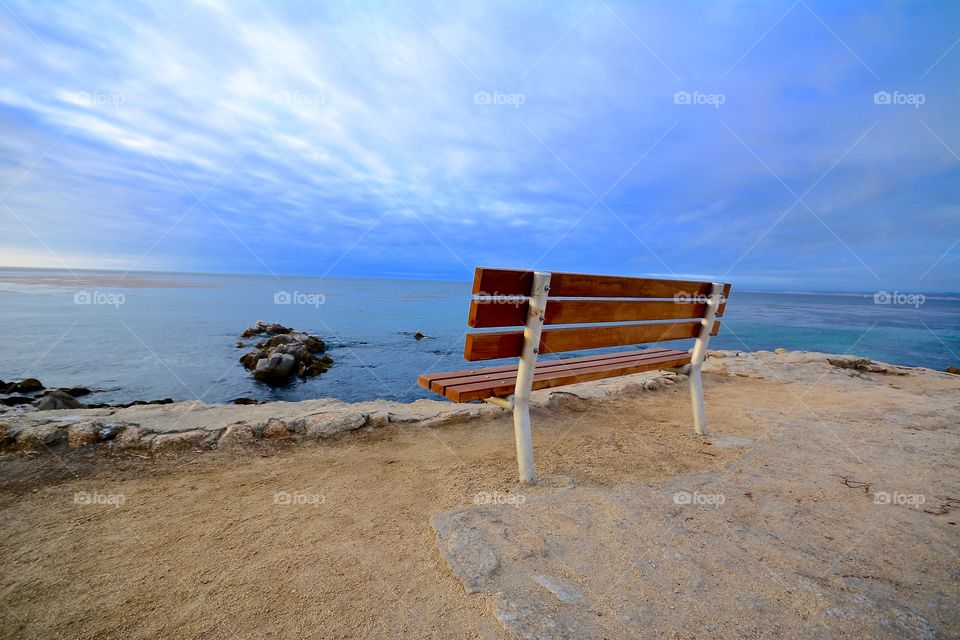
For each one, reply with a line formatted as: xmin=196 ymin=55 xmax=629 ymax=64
xmin=513 ymin=271 xmax=551 ymax=485
xmin=689 ymin=282 xmax=724 ymax=435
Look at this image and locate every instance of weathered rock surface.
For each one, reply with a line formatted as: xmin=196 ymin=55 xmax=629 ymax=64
xmin=238 ymin=322 xmax=331 ymax=385
xmin=35 ymin=390 xmax=82 ymax=411
xmin=1 ymin=351 xmax=951 ymax=461
xmin=253 ymin=353 xmax=297 ymax=384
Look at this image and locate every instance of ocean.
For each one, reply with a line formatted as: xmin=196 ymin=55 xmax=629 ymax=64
xmin=0 ymin=268 xmax=957 ymax=406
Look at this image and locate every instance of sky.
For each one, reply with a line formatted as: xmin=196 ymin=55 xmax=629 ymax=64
xmin=0 ymin=0 xmax=958 ymax=291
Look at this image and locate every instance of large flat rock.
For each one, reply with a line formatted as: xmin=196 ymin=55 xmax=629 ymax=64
xmin=430 ymin=380 xmax=960 ymax=639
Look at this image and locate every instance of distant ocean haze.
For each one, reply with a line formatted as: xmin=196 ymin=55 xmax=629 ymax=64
xmin=0 ymin=268 xmax=957 ymax=406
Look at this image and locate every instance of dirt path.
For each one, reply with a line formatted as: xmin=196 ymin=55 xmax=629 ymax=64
xmin=1 ymin=355 xmax=957 ymax=639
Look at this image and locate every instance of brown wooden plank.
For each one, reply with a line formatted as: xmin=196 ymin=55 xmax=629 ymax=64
xmin=431 ymin=348 xmax=689 ymax=397
xmin=468 ymin=298 xmax=727 ymax=328
xmin=417 ymin=347 xmax=677 ymax=390
xmin=464 ymin=320 xmax=721 ymax=361
xmin=473 ymin=267 xmax=732 ymax=300
xmin=448 ymin=351 xmax=692 ymax=401
xmin=424 ymin=348 xmax=678 ymax=393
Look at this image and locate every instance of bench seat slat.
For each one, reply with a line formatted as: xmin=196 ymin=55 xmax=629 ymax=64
xmin=419 ymin=347 xmax=677 ymax=390
xmin=469 ymin=298 xmax=727 ymax=328
xmin=464 ymin=320 xmax=720 ymax=361
xmin=421 ymin=348 xmax=691 ymax=402
xmin=422 ymin=347 xmax=681 ymax=395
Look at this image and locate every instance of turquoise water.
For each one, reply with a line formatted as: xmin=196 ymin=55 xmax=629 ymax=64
xmin=0 ymin=269 xmax=957 ymax=405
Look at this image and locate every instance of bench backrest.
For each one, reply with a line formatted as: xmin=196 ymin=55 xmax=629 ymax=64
xmin=464 ymin=268 xmax=731 ymax=361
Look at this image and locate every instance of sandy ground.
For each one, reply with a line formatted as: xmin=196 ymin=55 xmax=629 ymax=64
xmin=0 ymin=354 xmax=958 ymax=639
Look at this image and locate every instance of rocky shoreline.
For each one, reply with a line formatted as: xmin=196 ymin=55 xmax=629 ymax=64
xmin=1 ymin=350 xmax=954 ymax=455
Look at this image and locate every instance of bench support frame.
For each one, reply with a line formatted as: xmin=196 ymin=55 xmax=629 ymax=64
xmin=689 ymin=282 xmax=724 ymax=435
xmin=477 ymin=274 xmax=726 ymax=483
xmin=508 ymin=270 xmax=552 ymax=485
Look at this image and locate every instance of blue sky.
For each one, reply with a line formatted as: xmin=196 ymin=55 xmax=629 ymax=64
xmin=1 ymin=0 xmax=958 ymax=291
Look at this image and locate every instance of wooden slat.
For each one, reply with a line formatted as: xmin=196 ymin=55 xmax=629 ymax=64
xmin=417 ymin=347 xmax=676 ymax=389
xmin=428 ymin=349 xmax=690 ymax=395
xmin=469 ymin=298 xmax=727 ymax=328
xmin=448 ymin=350 xmax=692 ymax=401
xmin=464 ymin=320 xmax=721 ymax=361
xmin=473 ymin=267 xmax=732 ymax=300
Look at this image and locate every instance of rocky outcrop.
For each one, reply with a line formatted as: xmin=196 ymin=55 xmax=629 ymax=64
xmin=238 ymin=321 xmax=332 ymax=385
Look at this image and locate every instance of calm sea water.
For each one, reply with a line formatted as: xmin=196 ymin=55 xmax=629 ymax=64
xmin=0 ymin=269 xmax=957 ymax=405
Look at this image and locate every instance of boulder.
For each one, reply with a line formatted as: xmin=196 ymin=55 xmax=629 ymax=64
xmin=67 ymin=422 xmax=99 ymax=448
xmin=232 ymin=397 xmax=260 ymax=405
xmin=1 ymin=396 xmax=35 ymax=406
xmin=303 ymin=412 xmax=366 ymax=438
xmin=114 ymin=426 xmax=148 ymax=449
xmin=414 ymin=331 xmax=426 ymax=340
xmin=264 ymin=323 xmax=291 ymax=335
xmin=263 ymin=418 xmax=294 ymax=439
xmin=253 ymin=353 xmax=297 ymax=385
xmin=263 ymin=334 xmax=298 ymax=348
xmin=947 ymin=366 xmax=959 ymax=375
xmin=35 ymin=390 xmax=82 ymax=411
xmin=12 ymin=378 xmax=44 ymax=393
xmin=219 ymin=424 xmax=255 ymax=446
xmin=240 ymin=350 xmax=266 ymax=370
xmin=151 ymin=430 xmax=208 ymax=451
xmin=301 ymin=336 xmax=325 ymax=353
xmin=97 ymin=422 xmax=126 ymax=441
xmin=16 ymin=424 xmax=63 ymax=449
xmin=58 ymin=387 xmax=92 ymax=397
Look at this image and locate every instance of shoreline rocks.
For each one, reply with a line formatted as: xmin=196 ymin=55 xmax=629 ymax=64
xmin=238 ymin=321 xmax=333 ymax=385
xmin=2 ymin=350 xmax=957 ymax=456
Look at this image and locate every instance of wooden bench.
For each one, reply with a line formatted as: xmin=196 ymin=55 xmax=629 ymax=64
xmin=418 ymin=267 xmax=732 ymax=484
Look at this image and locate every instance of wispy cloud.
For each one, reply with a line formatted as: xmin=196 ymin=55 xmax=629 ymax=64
xmin=0 ymin=0 xmax=957 ymax=290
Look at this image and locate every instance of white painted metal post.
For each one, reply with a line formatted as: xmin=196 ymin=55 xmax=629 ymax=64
xmin=689 ymin=282 xmax=724 ymax=435
xmin=513 ymin=271 xmax=551 ymax=485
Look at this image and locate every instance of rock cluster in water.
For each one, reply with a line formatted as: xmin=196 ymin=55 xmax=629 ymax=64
xmin=0 ymin=378 xmax=172 ymax=411
xmin=238 ymin=321 xmax=333 ymax=385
